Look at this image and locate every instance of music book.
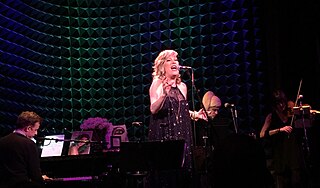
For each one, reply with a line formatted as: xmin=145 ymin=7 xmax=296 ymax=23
xmin=41 ymin=135 xmax=65 ymax=157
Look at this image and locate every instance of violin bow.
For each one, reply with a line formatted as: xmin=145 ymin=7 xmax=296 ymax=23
xmin=290 ymin=79 xmax=303 ymax=126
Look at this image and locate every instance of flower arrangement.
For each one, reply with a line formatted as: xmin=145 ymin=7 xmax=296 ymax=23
xmin=80 ymin=117 xmax=113 ymax=130
xmin=80 ymin=117 xmax=114 ymax=152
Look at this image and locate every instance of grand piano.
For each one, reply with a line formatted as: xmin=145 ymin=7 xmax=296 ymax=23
xmin=41 ymin=140 xmax=185 ymax=188
xmin=41 ymin=152 xmax=120 ymax=188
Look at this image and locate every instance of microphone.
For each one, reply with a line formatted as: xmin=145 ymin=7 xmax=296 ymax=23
xmin=35 ymin=136 xmax=46 ymax=141
xmin=35 ymin=136 xmax=64 ymax=142
xmin=179 ymin=65 xmax=192 ymax=69
xmin=224 ymin=103 xmax=235 ymax=108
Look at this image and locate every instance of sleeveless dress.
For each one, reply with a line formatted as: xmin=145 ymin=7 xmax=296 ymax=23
xmin=148 ymin=86 xmax=193 ymax=169
xmin=267 ymin=112 xmax=305 ymax=174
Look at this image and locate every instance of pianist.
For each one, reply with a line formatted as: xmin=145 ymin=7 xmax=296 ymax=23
xmin=0 ymin=111 xmax=50 ymax=188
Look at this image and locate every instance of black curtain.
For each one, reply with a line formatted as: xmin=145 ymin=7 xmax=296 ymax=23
xmin=261 ymin=0 xmax=320 ymax=110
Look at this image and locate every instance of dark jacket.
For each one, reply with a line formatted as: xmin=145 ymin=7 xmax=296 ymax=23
xmin=0 ymin=133 xmax=43 ymax=187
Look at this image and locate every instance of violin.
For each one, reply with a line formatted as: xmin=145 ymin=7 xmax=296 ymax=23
xmin=287 ymin=100 xmax=295 ymax=117
xmin=311 ymin=109 xmax=320 ymax=114
xmin=292 ymin=104 xmax=317 ymax=116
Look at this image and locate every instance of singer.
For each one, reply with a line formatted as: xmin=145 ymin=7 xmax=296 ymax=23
xmin=148 ymin=50 xmax=206 ymax=188
xmin=0 ymin=111 xmax=51 ymax=188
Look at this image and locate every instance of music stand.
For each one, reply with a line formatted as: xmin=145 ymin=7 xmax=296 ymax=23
xmin=40 ymin=135 xmax=65 ymax=157
xmin=293 ymin=105 xmax=312 ymax=156
xmin=293 ymin=106 xmax=312 ymax=128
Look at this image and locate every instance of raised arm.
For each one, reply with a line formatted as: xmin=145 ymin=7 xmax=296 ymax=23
xmin=150 ymin=78 xmax=168 ymax=114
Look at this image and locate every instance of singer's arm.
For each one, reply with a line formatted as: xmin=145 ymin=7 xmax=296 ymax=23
xmin=189 ymin=109 xmax=207 ymax=121
xmin=177 ymin=82 xmax=207 ymax=121
xmin=150 ymin=78 xmax=167 ymax=114
xmin=178 ymin=82 xmax=199 ymax=119
xmin=177 ymin=82 xmax=187 ymax=100
xmin=189 ymin=110 xmax=199 ymax=120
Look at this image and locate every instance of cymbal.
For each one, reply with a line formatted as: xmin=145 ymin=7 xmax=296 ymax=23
xmin=311 ymin=110 xmax=320 ymax=114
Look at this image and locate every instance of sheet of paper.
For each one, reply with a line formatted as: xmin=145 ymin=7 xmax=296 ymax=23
xmin=41 ymin=135 xmax=65 ymax=157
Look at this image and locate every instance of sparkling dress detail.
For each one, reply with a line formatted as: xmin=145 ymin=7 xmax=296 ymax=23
xmin=148 ymin=86 xmax=193 ymax=169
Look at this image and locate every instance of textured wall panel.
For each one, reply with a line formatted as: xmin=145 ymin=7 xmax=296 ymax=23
xmin=0 ymin=0 xmax=266 ymax=140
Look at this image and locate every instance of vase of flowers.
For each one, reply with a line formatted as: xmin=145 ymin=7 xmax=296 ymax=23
xmin=80 ymin=117 xmax=113 ymax=152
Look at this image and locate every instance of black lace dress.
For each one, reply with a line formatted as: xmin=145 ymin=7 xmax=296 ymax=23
xmin=148 ymin=86 xmax=193 ymax=169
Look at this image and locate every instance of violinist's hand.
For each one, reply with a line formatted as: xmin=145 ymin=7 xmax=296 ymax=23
xmin=280 ymin=125 xmax=293 ymax=134
xmin=42 ymin=174 xmax=53 ymax=181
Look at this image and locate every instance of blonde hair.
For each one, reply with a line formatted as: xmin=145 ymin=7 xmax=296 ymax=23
xmin=152 ymin=50 xmax=181 ymax=84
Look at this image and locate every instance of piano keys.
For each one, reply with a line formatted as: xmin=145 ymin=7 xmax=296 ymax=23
xmin=41 ymin=151 xmax=121 ymax=188
xmin=41 ymin=152 xmax=119 ymax=178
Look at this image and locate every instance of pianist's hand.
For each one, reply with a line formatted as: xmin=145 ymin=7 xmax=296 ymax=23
xmin=42 ymin=175 xmax=53 ymax=181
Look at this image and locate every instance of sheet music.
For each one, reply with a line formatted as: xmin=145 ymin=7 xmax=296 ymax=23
xmin=41 ymin=135 xmax=65 ymax=157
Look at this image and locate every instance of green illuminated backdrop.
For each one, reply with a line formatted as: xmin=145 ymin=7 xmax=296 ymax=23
xmin=0 ymin=0 xmax=265 ymax=140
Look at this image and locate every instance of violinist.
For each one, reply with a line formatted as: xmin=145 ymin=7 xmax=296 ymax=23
xmin=259 ymin=90 xmax=306 ymax=188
